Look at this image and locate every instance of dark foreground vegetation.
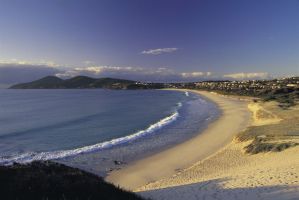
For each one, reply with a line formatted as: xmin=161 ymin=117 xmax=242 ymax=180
xmin=0 ymin=161 xmax=144 ymax=200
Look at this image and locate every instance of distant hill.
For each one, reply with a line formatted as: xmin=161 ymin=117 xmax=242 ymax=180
xmin=10 ymin=76 xmax=64 ymax=89
xmin=10 ymin=76 xmax=137 ymax=89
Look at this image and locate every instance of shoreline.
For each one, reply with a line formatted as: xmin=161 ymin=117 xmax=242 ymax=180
xmin=138 ymin=100 xmax=299 ymax=200
xmin=106 ymin=89 xmax=252 ymax=190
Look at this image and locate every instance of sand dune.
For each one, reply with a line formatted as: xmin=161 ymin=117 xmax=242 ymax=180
xmin=248 ymin=102 xmax=281 ymax=126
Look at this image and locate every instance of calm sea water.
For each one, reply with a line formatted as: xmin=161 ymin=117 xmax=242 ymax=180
xmin=0 ymin=89 xmax=219 ymax=175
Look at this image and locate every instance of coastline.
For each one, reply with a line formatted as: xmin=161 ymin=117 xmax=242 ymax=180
xmin=106 ymin=89 xmax=252 ymax=190
xmin=138 ymin=100 xmax=299 ymax=200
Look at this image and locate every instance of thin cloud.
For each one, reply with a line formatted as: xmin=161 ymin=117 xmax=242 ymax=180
xmin=181 ymin=71 xmax=212 ymax=78
xmin=56 ymin=66 xmax=171 ymax=80
xmin=56 ymin=66 xmax=144 ymax=77
xmin=141 ymin=48 xmax=178 ymax=55
xmin=0 ymin=59 xmax=60 ymax=68
xmin=223 ymin=72 xmax=269 ymax=80
xmin=0 ymin=59 xmax=274 ymax=85
xmin=56 ymin=66 xmax=215 ymax=82
xmin=0 ymin=62 xmax=61 ymax=86
xmin=83 ymin=60 xmax=96 ymax=66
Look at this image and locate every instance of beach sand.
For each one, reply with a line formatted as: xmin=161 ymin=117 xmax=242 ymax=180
xmin=138 ymin=97 xmax=299 ymax=200
xmin=138 ymin=141 xmax=299 ymax=200
xmin=106 ymin=89 xmax=252 ymax=190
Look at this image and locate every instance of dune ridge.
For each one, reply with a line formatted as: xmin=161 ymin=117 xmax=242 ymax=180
xmin=248 ymin=102 xmax=281 ymax=126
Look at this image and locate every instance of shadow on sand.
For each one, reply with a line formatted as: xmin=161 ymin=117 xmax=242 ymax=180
xmin=139 ymin=178 xmax=299 ymax=200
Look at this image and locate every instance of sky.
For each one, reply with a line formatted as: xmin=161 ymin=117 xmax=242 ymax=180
xmin=0 ymin=0 xmax=299 ymax=86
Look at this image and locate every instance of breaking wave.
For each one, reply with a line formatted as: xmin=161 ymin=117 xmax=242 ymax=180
xmin=0 ymin=105 xmax=181 ymax=165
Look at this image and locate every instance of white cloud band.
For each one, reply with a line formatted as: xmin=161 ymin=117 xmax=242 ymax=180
xmin=181 ymin=72 xmax=212 ymax=78
xmin=223 ymin=72 xmax=269 ymax=80
xmin=141 ymin=48 xmax=178 ymax=55
xmin=0 ymin=60 xmax=273 ymax=86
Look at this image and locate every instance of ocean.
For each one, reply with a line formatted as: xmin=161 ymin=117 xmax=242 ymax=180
xmin=0 ymin=89 xmax=219 ymax=175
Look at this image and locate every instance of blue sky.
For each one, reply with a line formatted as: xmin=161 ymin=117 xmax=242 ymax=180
xmin=0 ymin=0 xmax=298 ymax=85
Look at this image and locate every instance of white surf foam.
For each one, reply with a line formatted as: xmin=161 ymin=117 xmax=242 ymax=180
xmin=0 ymin=109 xmax=180 ymax=165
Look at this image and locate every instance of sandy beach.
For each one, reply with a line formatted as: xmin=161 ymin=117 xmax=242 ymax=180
xmin=137 ymin=96 xmax=299 ymax=200
xmin=106 ymin=89 xmax=252 ymax=190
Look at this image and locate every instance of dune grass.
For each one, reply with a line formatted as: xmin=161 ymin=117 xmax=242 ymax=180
xmin=236 ymin=101 xmax=299 ymax=154
xmin=243 ymin=137 xmax=298 ymax=154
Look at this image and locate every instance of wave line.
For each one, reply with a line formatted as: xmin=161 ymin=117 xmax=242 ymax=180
xmin=0 ymin=109 xmax=180 ymax=165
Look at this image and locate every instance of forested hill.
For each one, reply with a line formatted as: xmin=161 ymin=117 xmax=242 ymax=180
xmin=10 ymin=76 xmax=137 ymax=89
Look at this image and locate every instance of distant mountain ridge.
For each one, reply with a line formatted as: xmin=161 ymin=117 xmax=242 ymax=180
xmin=10 ymin=76 xmax=137 ymax=89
